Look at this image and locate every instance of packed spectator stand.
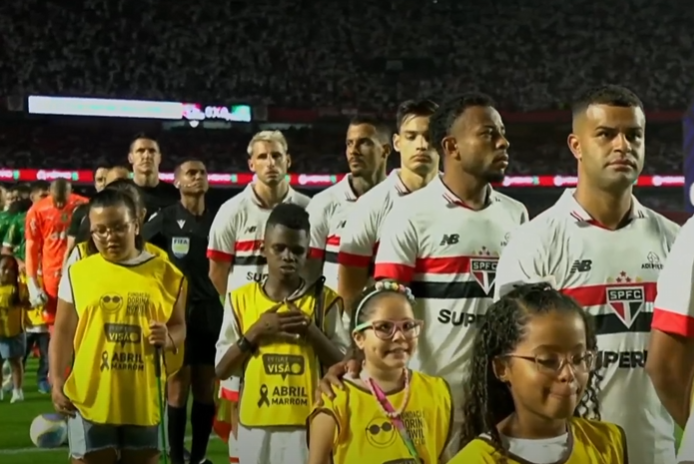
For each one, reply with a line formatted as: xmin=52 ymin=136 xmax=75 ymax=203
xmin=0 ymin=0 xmax=688 ymax=217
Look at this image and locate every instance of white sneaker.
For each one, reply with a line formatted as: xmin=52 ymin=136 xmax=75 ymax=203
xmin=10 ymin=389 xmax=23 ymax=403
xmin=1 ymin=361 xmax=11 ymax=393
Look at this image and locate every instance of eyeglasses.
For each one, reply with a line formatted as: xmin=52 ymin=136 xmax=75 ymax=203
xmin=353 ymin=319 xmax=423 ymax=340
xmin=90 ymin=222 xmax=133 ymax=240
xmin=505 ymin=351 xmax=596 ymax=375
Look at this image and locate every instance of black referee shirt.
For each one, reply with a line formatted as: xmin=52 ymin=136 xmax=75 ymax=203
xmin=67 ymin=204 xmax=89 ymax=241
xmin=142 ymin=202 xmax=222 ymax=333
xmin=138 ymin=181 xmax=179 ymax=221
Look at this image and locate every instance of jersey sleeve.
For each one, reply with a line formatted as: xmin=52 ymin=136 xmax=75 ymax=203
xmin=24 ymin=205 xmax=43 ymax=279
xmin=3 ymin=219 xmax=19 ymax=249
xmin=141 ymin=209 xmax=164 ymax=243
xmin=493 ymin=222 xmax=549 ymax=300
xmin=306 ymin=196 xmax=330 ymax=260
xmin=323 ymin=297 xmax=350 ymax=353
xmin=373 ymin=206 xmax=418 ymax=284
xmin=214 ymin=294 xmax=242 ymax=378
xmin=652 ymin=217 xmax=694 ymax=336
xmin=338 ymin=201 xmax=380 ymax=268
xmin=207 ymin=202 xmax=236 ymax=262
xmin=58 ymin=265 xmax=73 ymax=303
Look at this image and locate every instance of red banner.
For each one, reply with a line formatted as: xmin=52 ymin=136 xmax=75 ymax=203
xmin=0 ymin=168 xmax=683 ymax=188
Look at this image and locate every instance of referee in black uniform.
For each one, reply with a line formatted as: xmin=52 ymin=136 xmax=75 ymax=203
xmin=142 ymin=159 xmax=221 ymax=464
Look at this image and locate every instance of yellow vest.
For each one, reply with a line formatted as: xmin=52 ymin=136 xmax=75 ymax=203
xmin=450 ymin=417 xmax=627 ymax=464
xmin=63 ymin=253 xmax=184 ymax=426
xmin=19 ymin=272 xmax=44 ymax=327
xmin=311 ymin=371 xmax=452 ymax=464
xmin=233 ymin=281 xmax=341 ymax=427
xmin=0 ymin=285 xmax=24 ymax=337
xmin=76 ymin=241 xmax=168 ymax=261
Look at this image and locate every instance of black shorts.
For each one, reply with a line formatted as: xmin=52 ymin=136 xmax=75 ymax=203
xmin=184 ymin=301 xmax=223 ymax=367
xmin=184 ymin=326 xmax=217 ymax=366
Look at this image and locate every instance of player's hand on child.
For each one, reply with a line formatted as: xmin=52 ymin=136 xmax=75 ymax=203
xmin=148 ymin=321 xmax=168 ymax=347
xmin=52 ymin=387 xmax=76 ymax=417
xmin=314 ymin=352 xmax=363 ymax=404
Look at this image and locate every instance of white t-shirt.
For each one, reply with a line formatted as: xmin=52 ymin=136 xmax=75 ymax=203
xmin=650 ymin=216 xmax=694 ymax=463
xmin=305 ymin=175 xmax=359 ymax=290
xmin=337 ymin=169 xmax=411 ymax=269
xmin=374 ymin=175 xmax=527 ymax=403
xmin=494 ymin=189 xmax=680 ymax=464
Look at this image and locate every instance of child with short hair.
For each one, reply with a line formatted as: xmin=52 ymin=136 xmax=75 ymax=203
xmin=450 ymin=282 xmax=627 ymax=463
xmin=215 ymin=203 xmax=349 ymax=464
xmin=308 ymin=280 xmax=453 ymax=464
xmin=0 ymin=255 xmax=28 ymax=403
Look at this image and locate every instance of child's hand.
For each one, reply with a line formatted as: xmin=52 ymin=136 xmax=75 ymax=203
xmin=148 ymin=321 xmax=168 ymax=347
xmin=52 ymin=386 xmax=76 ymax=417
xmin=284 ymin=300 xmax=311 ymax=336
xmin=248 ymin=302 xmax=308 ymax=343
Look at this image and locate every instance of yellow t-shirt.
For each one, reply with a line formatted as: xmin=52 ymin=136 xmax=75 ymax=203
xmin=449 ymin=417 xmax=627 ymax=463
xmin=76 ymin=241 xmax=168 ymax=261
xmin=0 ymin=284 xmax=26 ymax=338
xmin=309 ymin=371 xmax=453 ymax=464
xmin=232 ymin=281 xmax=342 ymax=427
xmin=63 ymin=253 xmax=184 ymax=426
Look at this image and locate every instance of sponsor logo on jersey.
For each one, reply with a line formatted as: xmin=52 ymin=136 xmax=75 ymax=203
xmin=470 ymin=247 xmax=498 ymax=295
xmin=605 ymin=272 xmax=644 ymax=328
xmin=641 ymin=251 xmax=663 ymax=270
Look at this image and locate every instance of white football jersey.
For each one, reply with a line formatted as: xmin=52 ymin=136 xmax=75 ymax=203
xmin=306 ymin=175 xmax=359 ymax=289
xmin=337 ymin=169 xmax=411 ymax=269
xmin=207 ymin=184 xmax=310 ymax=293
xmin=374 ymin=175 xmax=527 ymax=403
xmin=650 ymin=216 xmax=694 ymax=463
xmin=494 ymin=189 xmax=680 ymax=464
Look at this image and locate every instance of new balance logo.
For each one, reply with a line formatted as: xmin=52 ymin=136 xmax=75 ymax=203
xmin=570 ymin=260 xmax=592 ymax=274
xmin=439 ymin=234 xmax=459 ymax=246
xmin=245 ymin=226 xmax=257 ymax=233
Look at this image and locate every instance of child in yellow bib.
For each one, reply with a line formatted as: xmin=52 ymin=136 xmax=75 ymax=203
xmin=308 ymin=280 xmax=454 ymax=464
xmin=450 ymin=282 xmax=628 ymax=464
xmin=215 ymin=204 xmax=350 ymax=464
xmin=49 ymin=189 xmax=187 ymax=464
xmin=0 ymin=255 xmax=28 ymax=403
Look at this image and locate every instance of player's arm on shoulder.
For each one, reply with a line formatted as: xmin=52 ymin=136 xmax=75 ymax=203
xmin=215 ymin=293 xmax=247 ymax=380
xmin=646 ymin=218 xmax=694 ymax=427
xmin=305 ymin=196 xmax=331 ymax=280
xmin=374 ymin=207 xmax=417 ymax=284
xmin=337 ymin=202 xmax=379 ymax=306
xmin=494 ymin=222 xmax=548 ymax=301
xmin=207 ymin=203 xmax=237 ymax=296
xmin=322 ymin=296 xmax=350 ymax=354
xmin=50 ymin=267 xmax=78 ymax=388
xmin=307 ymin=396 xmax=341 ymax=464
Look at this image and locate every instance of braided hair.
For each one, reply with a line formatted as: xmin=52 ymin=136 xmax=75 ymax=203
xmin=459 ymin=282 xmax=600 ymax=460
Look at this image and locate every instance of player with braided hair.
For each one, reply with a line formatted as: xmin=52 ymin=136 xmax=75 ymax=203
xmin=308 ymin=280 xmax=453 ymax=464
xmin=451 ymin=282 xmax=626 ymax=464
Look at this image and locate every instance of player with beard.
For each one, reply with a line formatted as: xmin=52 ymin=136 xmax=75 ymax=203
xmin=306 ymin=115 xmax=390 ymax=287
xmin=494 ymin=85 xmax=679 ymax=464
xmin=207 ymin=130 xmax=310 ymax=462
xmin=128 ymin=133 xmax=178 ymax=219
xmin=337 ymin=99 xmax=439 ymax=312
xmin=143 ymin=160 xmax=219 ymax=464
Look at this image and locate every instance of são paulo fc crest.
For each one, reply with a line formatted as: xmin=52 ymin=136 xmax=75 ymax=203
xmin=605 ymin=272 xmax=644 ymax=328
xmin=470 ymin=256 xmax=498 ymax=295
xmin=171 ymin=237 xmax=190 ymax=258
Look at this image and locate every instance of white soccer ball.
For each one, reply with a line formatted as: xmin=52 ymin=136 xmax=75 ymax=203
xmin=29 ymin=413 xmax=68 ymax=448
